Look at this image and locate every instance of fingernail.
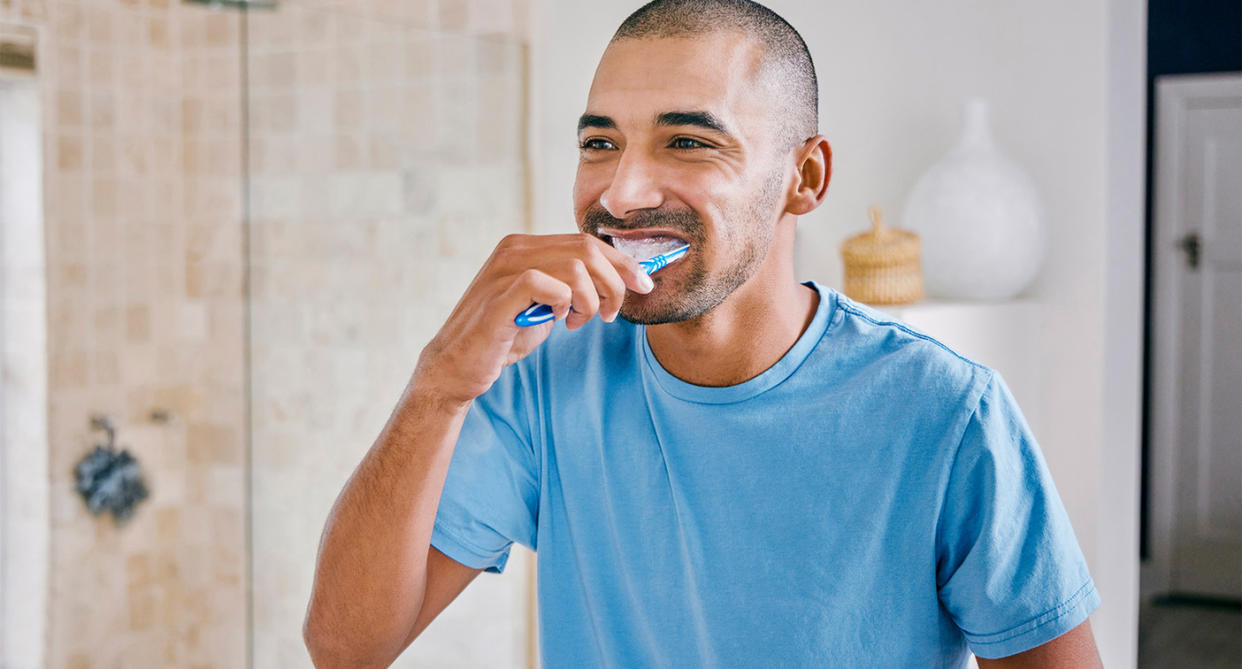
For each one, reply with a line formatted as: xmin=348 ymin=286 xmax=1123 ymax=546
xmin=639 ymin=273 xmax=654 ymax=292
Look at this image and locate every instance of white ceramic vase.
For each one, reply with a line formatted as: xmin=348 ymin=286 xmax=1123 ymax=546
xmin=900 ymin=98 xmax=1046 ymax=300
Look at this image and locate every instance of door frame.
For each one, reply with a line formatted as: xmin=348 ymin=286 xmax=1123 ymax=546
xmin=1144 ymin=72 xmax=1242 ymax=598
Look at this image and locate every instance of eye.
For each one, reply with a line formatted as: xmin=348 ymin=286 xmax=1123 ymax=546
xmin=579 ymin=138 xmax=617 ymax=151
xmin=670 ymin=137 xmax=710 ymax=150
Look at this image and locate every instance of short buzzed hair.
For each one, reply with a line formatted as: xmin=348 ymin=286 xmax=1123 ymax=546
xmin=611 ymin=0 xmax=818 ymax=149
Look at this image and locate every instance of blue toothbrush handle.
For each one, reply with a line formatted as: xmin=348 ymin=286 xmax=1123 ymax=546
xmin=512 ymin=243 xmax=688 ymax=327
xmin=638 ymin=256 xmax=667 ymax=274
xmin=514 ymin=303 xmax=556 ymax=327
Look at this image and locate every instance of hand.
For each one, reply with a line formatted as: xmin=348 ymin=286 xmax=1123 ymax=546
xmin=413 ymin=233 xmax=653 ymax=406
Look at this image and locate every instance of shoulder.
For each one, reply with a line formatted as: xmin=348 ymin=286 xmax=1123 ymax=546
xmin=822 ymin=287 xmax=993 ymax=402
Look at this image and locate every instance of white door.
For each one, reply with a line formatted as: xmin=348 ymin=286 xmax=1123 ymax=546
xmin=1151 ymin=73 xmax=1242 ymax=600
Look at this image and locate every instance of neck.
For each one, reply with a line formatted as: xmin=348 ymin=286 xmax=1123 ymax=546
xmin=644 ymin=225 xmax=818 ymax=387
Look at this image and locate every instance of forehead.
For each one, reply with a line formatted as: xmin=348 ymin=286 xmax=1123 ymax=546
xmin=585 ymin=33 xmax=770 ymax=133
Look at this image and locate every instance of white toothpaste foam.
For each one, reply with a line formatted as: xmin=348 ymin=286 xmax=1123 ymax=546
xmin=611 ymin=236 xmax=686 ymax=263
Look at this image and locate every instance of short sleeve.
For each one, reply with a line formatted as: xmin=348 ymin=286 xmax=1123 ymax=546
xmin=430 ymin=364 xmax=539 ymax=575
xmin=935 ymin=370 xmax=1101 ymax=659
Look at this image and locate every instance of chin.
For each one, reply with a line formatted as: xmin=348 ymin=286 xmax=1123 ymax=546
xmin=619 ymin=290 xmax=715 ymax=325
xmin=618 ymin=294 xmax=667 ymax=325
xmin=618 ymin=257 xmax=735 ymax=325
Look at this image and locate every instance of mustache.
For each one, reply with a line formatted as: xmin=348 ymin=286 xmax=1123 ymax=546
xmin=581 ymin=205 xmax=705 ymax=241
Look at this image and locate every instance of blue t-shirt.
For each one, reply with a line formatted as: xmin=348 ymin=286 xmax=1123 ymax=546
xmin=430 ymin=281 xmax=1100 ymax=667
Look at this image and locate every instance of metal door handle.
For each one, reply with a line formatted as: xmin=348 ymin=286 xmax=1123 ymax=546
xmin=1176 ymin=231 xmax=1201 ymax=270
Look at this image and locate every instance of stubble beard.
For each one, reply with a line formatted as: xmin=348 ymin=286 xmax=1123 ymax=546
xmin=582 ymin=168 xmax=785 ymax=326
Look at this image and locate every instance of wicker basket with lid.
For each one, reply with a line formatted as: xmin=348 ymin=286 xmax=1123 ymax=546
xmin=840 ymin=205 xmax=924 ymax=305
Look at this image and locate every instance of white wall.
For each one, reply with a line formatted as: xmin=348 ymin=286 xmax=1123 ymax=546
xmin=1100 ymin=0 xmax=1146 ymax=663
xmin=530 ymin=0 xmax=1144 ymax=665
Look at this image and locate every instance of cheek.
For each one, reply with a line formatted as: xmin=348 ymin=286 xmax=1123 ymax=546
xmin=671 ymin=172 xmax=726 ymax=212
xmin=681 ymin=183 xmax=743 ymax=243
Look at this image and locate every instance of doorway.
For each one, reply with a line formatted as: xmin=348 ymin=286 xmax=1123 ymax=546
xmin=1139 ymin=1 xmax=1241 ymax=666
xmin=1147 ymin=73 xmax=1241 ymax=602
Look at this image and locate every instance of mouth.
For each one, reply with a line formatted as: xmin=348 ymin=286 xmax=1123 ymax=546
xmin=597 ymin=227 xmax=689 ymax=263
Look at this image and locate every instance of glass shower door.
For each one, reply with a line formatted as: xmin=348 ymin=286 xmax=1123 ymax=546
xmin=242 ymin=3 xmax=535 ymax=667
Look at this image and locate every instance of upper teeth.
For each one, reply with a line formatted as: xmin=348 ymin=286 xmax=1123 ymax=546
xmin=609 ymin=236 xmax=685 ymax=262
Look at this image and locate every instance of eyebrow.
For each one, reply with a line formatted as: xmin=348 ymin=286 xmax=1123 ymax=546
xmin=655 ymin=111 xmax=731 ymax=136
xmin=578 ymin=114 xmax=616 ymax=132
xmin=576 ymin=110 xmax=733 ymax=136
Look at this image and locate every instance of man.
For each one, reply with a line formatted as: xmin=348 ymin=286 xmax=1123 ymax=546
xmin=303 ymin=1 xmax=1103 ymax=667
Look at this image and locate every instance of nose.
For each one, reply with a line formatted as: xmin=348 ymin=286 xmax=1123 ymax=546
xmin=599 ymin=149 xmax=663 ymax=219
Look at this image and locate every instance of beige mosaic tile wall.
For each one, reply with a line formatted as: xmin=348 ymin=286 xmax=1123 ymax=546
xmin=3 ymin=0 xmax=534 ymax=665
xmin=245 ymin=1 xmax=536 ymax=667
xmin=1 ymin=0 xmax=248 ymax=666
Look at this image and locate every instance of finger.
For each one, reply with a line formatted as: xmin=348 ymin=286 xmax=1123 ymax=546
xmin=587 ymin=235 xmax=654 ymax=294
xmin=502 ymin=268 xmax=573 ymax=325
xmin=562 ymin=259 xmax=600 ymax=330
xmin=579 ymin=242 xmax=629 ymax=323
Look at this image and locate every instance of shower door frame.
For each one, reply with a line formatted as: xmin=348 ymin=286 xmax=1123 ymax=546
xmin=0 ymin=51 xmax=49 ymax=669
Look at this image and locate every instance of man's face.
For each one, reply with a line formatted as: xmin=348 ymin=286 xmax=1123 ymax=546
xmin=574 ymin=32 xmax=790 ymax=325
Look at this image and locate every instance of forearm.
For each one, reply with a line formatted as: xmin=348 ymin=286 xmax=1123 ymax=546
xmin=303 ymin=377 xmax=470 ymax=668
xmin=302 ymin=233 xmax=651 ymax=667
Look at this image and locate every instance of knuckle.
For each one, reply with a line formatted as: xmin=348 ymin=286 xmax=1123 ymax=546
xmin=582 ymin=237 xmax=605 ymax=259
xmin=498 ymin=233 xmax=527 ymax=250
xmin=576 ymin=233 xmax=599 ymax=251
xmin=569 ymin=258 xmax=590 ymax=280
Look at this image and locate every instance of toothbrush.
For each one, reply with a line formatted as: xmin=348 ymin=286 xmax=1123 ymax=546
xmin=514 ymin=243 xmax=690 ymax=327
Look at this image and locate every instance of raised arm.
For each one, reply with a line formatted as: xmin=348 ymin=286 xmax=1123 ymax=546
xmin=302 ymin=233 xmax=651 ymax=668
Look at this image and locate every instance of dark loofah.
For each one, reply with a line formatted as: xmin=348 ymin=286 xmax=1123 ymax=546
xmin=74 ymin=444 xmax=149 ymax=523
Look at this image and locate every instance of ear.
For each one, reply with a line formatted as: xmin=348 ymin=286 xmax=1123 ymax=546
xmin=785 ymin=135 xmax=832 ymax=216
